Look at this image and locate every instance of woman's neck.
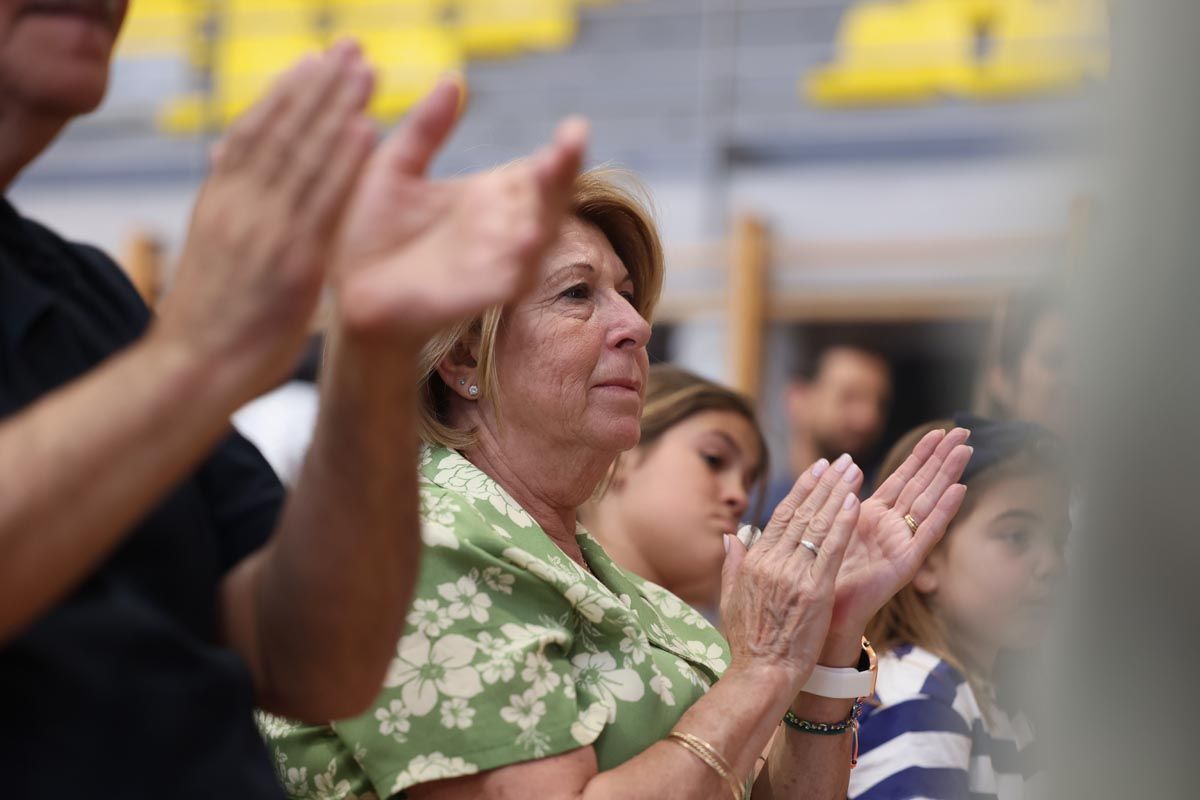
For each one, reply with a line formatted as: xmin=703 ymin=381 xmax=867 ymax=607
xmin=580 ymin=500 xmax=663 ymax=583
xmin=462 ymin=423 xmax=617 ymax=568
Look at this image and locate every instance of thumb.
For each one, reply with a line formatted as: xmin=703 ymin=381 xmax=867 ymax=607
xmin=719 ymin=533 xmax=748 ymax=611
xmin=383 ymin=73 xmax=464 ymax=177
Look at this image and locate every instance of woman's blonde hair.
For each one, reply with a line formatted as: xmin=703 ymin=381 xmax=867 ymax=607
xmin=610 ymin=364 xmax=769 ymax=517
xmin=416 ymin=166 xmax=665 ymax=450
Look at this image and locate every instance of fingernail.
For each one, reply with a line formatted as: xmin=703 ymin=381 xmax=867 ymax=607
xmin=967 ymin=446 xmax=975 ymax=456
xmin=833 ymin=453 xmax=851 ymax=473
xmin=812 ymin=458 xmax=830 ymax=477
xmin=723 ymin=534 xmax=731 ymax=554
xmin=843 ymin=493 xmax=857 ymax=509
xmin=843 ymin=463 xmax=861 ymax=484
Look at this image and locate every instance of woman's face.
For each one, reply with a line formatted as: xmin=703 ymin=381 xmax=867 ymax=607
xmin=491 ymin=217 xmax=651 ymax=456
xmin=919 ymin=473 xmax=1068 ymax=660
xmin=609 ymin=409 xmax=762 ymax=606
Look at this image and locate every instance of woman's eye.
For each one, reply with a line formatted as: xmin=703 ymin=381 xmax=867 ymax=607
xmin=619 ymin=290 xmax=637 ymax=306
xmin=701 ymin=453 xmax=724 ymax=470
xmin=562 ymin=283 xmax=591 ymax=300
xmin=1000 ymin=530 xmax=1031 ymax=550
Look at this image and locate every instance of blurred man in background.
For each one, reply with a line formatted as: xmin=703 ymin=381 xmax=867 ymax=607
xmin=760 ymin=342 xmax=893 ymax=522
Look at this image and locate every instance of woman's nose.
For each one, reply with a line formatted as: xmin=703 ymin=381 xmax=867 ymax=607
xmin=607 ymin=294 xmax=651 ymax=350
xmin=723 ymin=480 xmax=749 ymax=518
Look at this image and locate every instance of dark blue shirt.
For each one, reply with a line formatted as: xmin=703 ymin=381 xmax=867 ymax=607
xmin=0 ymin=198 xmax=286 ymax=798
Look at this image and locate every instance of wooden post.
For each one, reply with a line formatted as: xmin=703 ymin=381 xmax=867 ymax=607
xmin=728 ymin=214 xmax=768 ymax=401
xmin=120 ymin=230 xmax=164 ymax=307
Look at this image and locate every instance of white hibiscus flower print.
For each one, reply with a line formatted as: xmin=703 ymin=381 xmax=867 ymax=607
xmin=479 ymin=654 xmax=515 ymax=684
xmin=674 ymin=657 xmax=713 ymax=691
xmin=311 ymin=758 xmax=353 ymax=800
xmin=502 ymin=546 xmax=570 ymax=586
xmin=374 ymin=699 xmax=412 ymax=742
xmin=500 ymin=688 xmax=547 ymax=731
xmin=481 ymin=566 xmax=515 ymax=594
xmin=686 ymin=640 xmax=728 ymax=672
xmin=571 ymin=651 xmax=645 ymax=722
xmin=437 ymin=573 xmax=492 ymax=623
xmin=521 ymin=651 xmax=562 ymax=698
xmin=434 ymin=453 xmax=533 ymax=528
xmin=407 ymin=598 xmax=453 ymax=638
xmin=563 ymin=583 xmax=622 ymax=623
xmin=440 ymin=698 xmax=475 ymax=730
xmin=384 ymin=634 xmax=484 ymax=716
xmin=419 ymin=493 xmax=462 ymax=549
xmin=420 ymin=517 xmax=459 ymax=549
xmin=275 ymin=752 xmax=308 ymax=798
xmin=649 ymin=663 xmax=676 ymax=706
xmin=618 ymin=625 xmax=651 ymax=667
xmin=499 ymin=621 xmax=571 ymax=653
xmin=569 ymin=701 xmax=609 ymax=745
xmin=256 ymin=710 xmax=300 ymax=739
xmin=391 ymin=753 xmax=478 ymax=794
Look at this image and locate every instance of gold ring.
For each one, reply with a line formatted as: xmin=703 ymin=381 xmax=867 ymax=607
xmin=904 ymin=514 xmax=920 ymax=535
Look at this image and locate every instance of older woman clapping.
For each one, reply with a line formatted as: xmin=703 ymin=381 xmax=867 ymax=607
xmin=263 ymin=169 xmax=971 ymax=800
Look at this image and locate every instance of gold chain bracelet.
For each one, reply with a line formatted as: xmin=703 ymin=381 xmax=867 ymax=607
xmin=666 ymin=731 xmax=744 ymax=800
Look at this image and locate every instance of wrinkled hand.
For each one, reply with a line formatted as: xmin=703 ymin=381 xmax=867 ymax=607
xmin=157 ymin=41 xmax=376 ymax=399
xmin=823 ymin=428 xmax=972 ymax=656
xmin=332 ymin=76 xmax=588 ymax=342
xmin=719 ymin=456 xmax=862 ymax=692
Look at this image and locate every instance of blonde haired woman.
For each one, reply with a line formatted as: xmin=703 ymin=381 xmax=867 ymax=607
xmin=264 ymin=168 xmax=973 ymax=800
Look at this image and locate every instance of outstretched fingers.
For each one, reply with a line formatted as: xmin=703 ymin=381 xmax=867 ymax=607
xmin=871 ymin=429 xmax=945 ymax=507
xmin=382 ymin=74 xmax=464 ymax=178
xmin=906 ymin=443 xmax=973 ymax=524
xmin=893 ymin=427 xmax=970 ymax=514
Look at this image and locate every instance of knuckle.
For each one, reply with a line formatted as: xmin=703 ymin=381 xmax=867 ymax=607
xmin=808 ymin=514 xmax=833 ymax=535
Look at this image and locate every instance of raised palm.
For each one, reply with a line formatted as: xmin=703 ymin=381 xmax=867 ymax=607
xmin=332 ymin=78 xmax=587 ymax=340
xmin=826 ymin=427 xmax=973 ymax=640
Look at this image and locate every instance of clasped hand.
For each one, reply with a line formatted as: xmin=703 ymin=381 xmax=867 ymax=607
xmin=720 ymin=428 xmax=971 ymax=693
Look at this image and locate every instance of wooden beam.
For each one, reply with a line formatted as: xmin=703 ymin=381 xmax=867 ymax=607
xmin=728 ymin=214 xmax=768 ymax=400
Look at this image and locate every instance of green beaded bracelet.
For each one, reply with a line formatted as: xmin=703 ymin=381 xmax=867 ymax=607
xmin=782 ymin=700 xmax=865 ymax=766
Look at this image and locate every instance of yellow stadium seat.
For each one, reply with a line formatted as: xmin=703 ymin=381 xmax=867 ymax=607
xmin=806 ymin=0 xmax=975 ymax=105
xmin=806 ymin=0 xmax=1108 ymax=106
xmin=973 ymin=0 xmax=1109 ymax=97
xmin=451 ymin=0 xmax=577 ymax=58
xmin=354 ymin=27 xmax=464 ymax=119
xmin=330 ymin=0 xmax=448 ymax=32
xmin=160 ymin=32 xmax=324 ymax=133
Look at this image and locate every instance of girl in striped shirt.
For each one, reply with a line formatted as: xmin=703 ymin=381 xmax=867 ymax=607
xmin=850 ymin=415 xmax=1068 ymax=800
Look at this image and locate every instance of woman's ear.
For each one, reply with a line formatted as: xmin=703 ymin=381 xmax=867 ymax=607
xmin=912 ymin=549 xmax=944 ymax=595
xmin=436 ymin=334 xmax=482 ymax=401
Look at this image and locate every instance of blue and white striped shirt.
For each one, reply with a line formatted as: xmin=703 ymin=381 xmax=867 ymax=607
xmin=848 ymin=644 xmax=1042 ymax=800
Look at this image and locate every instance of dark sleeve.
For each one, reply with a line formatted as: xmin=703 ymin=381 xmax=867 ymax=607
xmin=197 ymin=428 xmax=287 ymax=572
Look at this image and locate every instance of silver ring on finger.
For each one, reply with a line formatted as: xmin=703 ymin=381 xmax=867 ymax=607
xmin=904 ymin=513 xmax=920 ymax=536
xmin=800 ymin=539 xmax=820 ymax=556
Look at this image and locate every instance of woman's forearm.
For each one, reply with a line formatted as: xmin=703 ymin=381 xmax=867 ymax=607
xmin=578 ymin=663 xmax=794 ymax=800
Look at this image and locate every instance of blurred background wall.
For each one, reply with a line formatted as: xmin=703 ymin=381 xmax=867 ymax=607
xmin=10 ymin=0 xmax=1104 ymax=483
